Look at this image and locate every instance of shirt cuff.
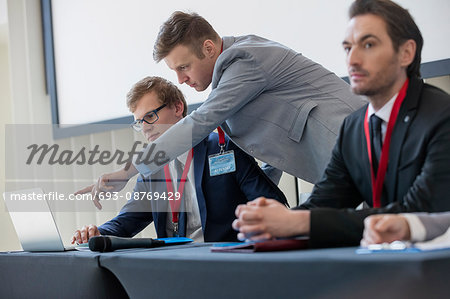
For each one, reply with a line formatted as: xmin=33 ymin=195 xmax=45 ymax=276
xmin=401 ymin=213 xmax=426 ymax=242
xmin=133 ymin=159 xmax=152 ymax=178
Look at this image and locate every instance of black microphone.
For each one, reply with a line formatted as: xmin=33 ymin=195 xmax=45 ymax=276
xmin=89 ymin=235 xmax=165 ymax=252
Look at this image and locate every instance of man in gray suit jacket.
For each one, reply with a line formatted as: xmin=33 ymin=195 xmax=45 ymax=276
xmin=361 ymin=212 xmax=450 ymax=245
xmin=86 ymin=11 xmax=365 ymax=197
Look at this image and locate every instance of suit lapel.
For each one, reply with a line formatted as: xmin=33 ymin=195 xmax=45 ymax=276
xmin=385 ymin=78 xmax=422 ymax=201
xmin=360 ymin=115 xmax=373 ymax=202
xmin=193 ymin=138 xmax=208 ymax=231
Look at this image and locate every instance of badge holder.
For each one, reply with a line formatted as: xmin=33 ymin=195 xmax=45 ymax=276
xmin=208 ymin=127 xmax=236 ymax=176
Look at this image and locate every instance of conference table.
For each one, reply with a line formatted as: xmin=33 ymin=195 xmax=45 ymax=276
xmin=1 ymin=243 xmax=450 ymax=299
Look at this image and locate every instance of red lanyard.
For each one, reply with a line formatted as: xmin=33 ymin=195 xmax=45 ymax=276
xmin=217 ymin=126 xmax=225 ymax=146
xmin=364 ymin=79 xmax=409 ymax=208
xmin=163 ymin=148 xmax=194 ymax=223
xmin=216 ymin=41 xmax=225 ymax=149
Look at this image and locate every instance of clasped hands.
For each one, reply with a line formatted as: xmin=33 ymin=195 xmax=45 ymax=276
xmin=234 ymin=197 xmax=412 ymax=246
xmin=232 ymin=197 xmax=310 ymax=241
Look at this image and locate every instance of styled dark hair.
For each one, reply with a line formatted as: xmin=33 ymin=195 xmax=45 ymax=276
xmin=349 ymin=0 xmax=423 ymax=78
xmin=126 ymin=76 xmax=187 ymax=117
xmin=153 ymin=11 xmax=221 ymax=62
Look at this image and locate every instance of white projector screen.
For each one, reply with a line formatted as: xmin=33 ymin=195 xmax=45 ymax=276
xmin=43 ymin=0 xmax=450 ymax=131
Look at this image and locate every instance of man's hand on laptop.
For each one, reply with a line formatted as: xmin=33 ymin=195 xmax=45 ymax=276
xmin=71 ymin=225 xmax=101 ymax=244
xmin=75 ymin=168 xmax=133 ymax=210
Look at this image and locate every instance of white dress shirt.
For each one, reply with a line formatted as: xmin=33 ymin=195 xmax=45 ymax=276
xmin=402 ymin=213 xmax=450 ymax=250
xmin=366 ymin=92 xmax=398 ymax=143
xmin=165 ymin=151 xmax=204 ymax=242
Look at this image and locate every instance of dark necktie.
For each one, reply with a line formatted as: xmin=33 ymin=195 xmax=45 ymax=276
xmin=369 ymin=114 xmax=383 ymax=175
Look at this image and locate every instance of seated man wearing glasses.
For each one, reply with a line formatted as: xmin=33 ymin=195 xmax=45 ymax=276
xmin=72 ymin=76 xmax=287 ymax=244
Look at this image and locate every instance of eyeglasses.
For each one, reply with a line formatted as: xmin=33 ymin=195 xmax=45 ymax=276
xmin=130 ymin=104 xmax=167 ymax=132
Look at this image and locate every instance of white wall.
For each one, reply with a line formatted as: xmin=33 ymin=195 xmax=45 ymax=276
xmin=0 ymin=0 xmax=298 ymax=251
xmin=0 ymin=0 xmax=17 ymax=251
xmin=1 ymin=0 xmax=449 ymax=251
xmin=0 ymin=0 xmax=156 ymax=251
xmin=48 ymin=0 xmax=450 ymax=125
xmin=0 ymin=0 xmax=7 ymax=25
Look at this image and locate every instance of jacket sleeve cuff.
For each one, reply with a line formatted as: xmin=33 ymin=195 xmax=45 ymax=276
xmin=133 ymin=158 xmax=152 ymax=177
xmin=308 ymin=208 xmax=365 ymax=248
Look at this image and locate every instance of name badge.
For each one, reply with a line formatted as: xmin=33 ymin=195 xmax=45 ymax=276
xmin=208 ymin=150 xmax=236 ymax=176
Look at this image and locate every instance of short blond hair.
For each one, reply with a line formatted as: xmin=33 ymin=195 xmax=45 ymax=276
xmin=126 ymin=76 xmax=187 ymax=117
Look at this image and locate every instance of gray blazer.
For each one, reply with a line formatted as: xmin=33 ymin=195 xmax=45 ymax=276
xmin=135 ymin=35 xmax=366 ymax=183
xmin=415 ymin=212 xmax=450 ymax=241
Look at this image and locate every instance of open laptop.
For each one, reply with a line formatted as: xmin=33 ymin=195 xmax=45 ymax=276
xmin=3 ymin=188 xmax=87 ymax=252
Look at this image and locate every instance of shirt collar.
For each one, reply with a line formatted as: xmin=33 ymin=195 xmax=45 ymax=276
xmin=221 ymin=36 xmax=234 ymax=52
xmin=176 ymin=150 xmax=191 ymax=166
xmin=367 ymin=92 xmax=398 ymax=123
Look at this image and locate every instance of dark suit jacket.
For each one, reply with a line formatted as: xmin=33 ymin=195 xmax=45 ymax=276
xmin=98 ymin=132 xmax=287 ymax=242
xmin=296 ymin=77 xmax=450 ymax=247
